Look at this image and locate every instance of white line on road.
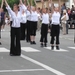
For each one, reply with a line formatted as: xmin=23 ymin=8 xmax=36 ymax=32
xmin=68 ymin=47 xmax=75 ymax=49
xmin=21 ymin=54 xmax=66 ymax=75
xmin=21 ymin=47 xmax=41 ymax=52
xmin=44 ymin=47 xmax=68 ymax=52
xmin=0 ymin=48 xmax=9 ymax=52
xmin=0 ymin=69 xmax=45 ymax=73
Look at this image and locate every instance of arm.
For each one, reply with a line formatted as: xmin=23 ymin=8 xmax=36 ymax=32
xmin=1 ymin=0 xmax=4 ymax=8
xmin=4 ymin=0 xmax=14 ymax=18
xmin=27 ymin=0 xmax=30 ymax=6
xmin=41 ymin=0 xmax=44 ymax=14
xmin=58 ymin=0 xmax=61 ymax=13
xmin=61 ymin=15 xmax=66 ymax=20
xmin=41 ymin=0 xmax=44 ymax=9
xmin=50 ymin=0 xmax=54 ymax=13
xmin=48 ymin=0 xmax=51 ymax=13
xmin=19 ymin=0 xmax=23 ymax=5
xmin=23 ymin=0 xmax=27 ymax=6
xmin=19 ymin=0 xmax=27 ymax=12
xmin=34 ymin=0 xmax=37 ymax=10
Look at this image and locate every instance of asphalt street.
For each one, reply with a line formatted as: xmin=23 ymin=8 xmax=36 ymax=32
xmin=0 ymin=25 xmax=75 ymax=75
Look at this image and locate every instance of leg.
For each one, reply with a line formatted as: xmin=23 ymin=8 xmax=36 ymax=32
xmin=10 ymin=27 xmax=16 ymax=55
xmin=56 ymin=35 xmax=60 ymax=50
xmin=50 ymin=36 xmax=55 ymax=50
xmin=20 ymin=23 xmax=24 ymax=40
xmin=44 ymin=25 xmax=48 ymax=47
xmin=15 ymin=28 xmax=21 ymax=55
xmin=22 ymin=24 xmax=26 ymax=40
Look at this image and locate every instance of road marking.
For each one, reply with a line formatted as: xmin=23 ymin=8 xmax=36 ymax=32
xmin=0 ymin=69 xmax=45 ymax=73
xmin=68 ymin=47 xmax=75 ymax=50
xmin=44 ymin=47 xmax=68 ymax=52
xmin=21 ymin=54 xmax=66 ymax=75
xmin=0 ymin=48 xmax=9 ymax=52
xmin=60 ymin=36 xmax=73 ymax=41
xmin=21 ymin=47 xmax=41 ymax=52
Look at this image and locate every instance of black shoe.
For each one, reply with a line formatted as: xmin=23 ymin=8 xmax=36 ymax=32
xmin=33 ymin=41 xmax=36 ymax=44
xmin=56 ymin=46 xmax=60 ymax=50
xmin=10 ymin=53 xmax=21 ymax=56
xmin=41 ymin=43 xmax=43 ymax=47
xmin=0 ymin=42 xmax=2 ymax=45
xmin=30 ymin=41 xmax=33 ymax=44
xmin=51 ymin=46 xmax=54 ymax=50
xmin=44 ymin=43 xmax=47 ymax=47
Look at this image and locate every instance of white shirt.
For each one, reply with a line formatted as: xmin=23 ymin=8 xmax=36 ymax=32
xmin=51 ymin=12 xmax=60 ymax=25
xmin=31 ymin=11 xmax=38 ymax=22
xmin=21 ymin=13 xmax=27 ymax=23
xmin=42 ymin=13 xmax=49 ymax=24
xmin=9 ymin=13 xmax=12 ymax=21
xmin=6 ymin=5 xmax=26 ymax=28
xmin=26 ymin=10 xmax=31 ymax=21
xmin=19 ymin=4 xmax=27 ymax=13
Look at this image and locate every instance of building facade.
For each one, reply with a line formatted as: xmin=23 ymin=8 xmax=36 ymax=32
xmin=36 ymin=0 xmax=74 ymax=8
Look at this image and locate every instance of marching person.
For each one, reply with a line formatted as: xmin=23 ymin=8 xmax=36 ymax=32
xmin=40 ymin=0 xmax=49 ymax=47
xmin=19 ymin=0 xmax=27 ymax=40
xmin=50 ymin=0 xmax=61 ymax=50
xmin=30 ymin=2 xmax=39 ymax=45
xmin=4 ymin=0 xmax=26 ymax=56
xmin=26 ymin=5 xmax=31 ymax=42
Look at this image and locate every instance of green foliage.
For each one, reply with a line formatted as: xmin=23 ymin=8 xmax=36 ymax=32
xmin=0 ymin=0 xmax=36 ymax=8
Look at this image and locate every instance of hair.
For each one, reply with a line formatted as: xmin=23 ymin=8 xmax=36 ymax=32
xmin=13 ymin=4 xmax=19 ymax=9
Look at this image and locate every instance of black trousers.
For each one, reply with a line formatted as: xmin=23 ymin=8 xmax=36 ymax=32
xmin=27 ymin=20 xmax=30 ymax=41
xmin=30 ymin=21 xmax=37 ymax=36
xmin=50 ymin=25 xmax=60 ymax=44
xmin=20 ymin=23 xmax=26 ymax=40
xmin=40 ymin=24 xmax=48 ymax=43
xmin=10 ymin=27 xmax=21 ymax=55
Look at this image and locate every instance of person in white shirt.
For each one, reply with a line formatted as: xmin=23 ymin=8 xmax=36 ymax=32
xmin=26 ymin=5 xmax=31 ymax=42
xmin=20 ymin=10 xmax=27 ymax=40
xmin=50 ymin=0 xmax=61 ymax=50
xmin=40 ymin=0 xmax=49 ymax=47
xmin=19 ymin=0 xmax=27 ymax=40
xmin=4 ymin=0 xmax=25 ymax=56
xmin=30 ymin=6 xmax=38 ymax=44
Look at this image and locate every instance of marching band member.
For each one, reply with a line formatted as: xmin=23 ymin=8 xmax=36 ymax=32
xmin=4 ymin=0 xmax=26 ymax=56
xmin=19 ymin=0 xmax=27 ymax=40
xmin=26 ymin=5 xmax=31 ymax=42
xmin=40 ymin=0 xmax=49 ymax=47
xmin=50 ymin=0 xmax=61 ymax=50
xmin=30 ymin=4 xmax=38 ymax=44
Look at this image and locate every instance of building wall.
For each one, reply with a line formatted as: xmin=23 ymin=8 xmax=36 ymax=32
xmin=36 ymin=0 xmax=73 ymax=9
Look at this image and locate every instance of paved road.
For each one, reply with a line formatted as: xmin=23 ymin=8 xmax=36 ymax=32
xmin=0 ymin=25 xmax=75 ymax=75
